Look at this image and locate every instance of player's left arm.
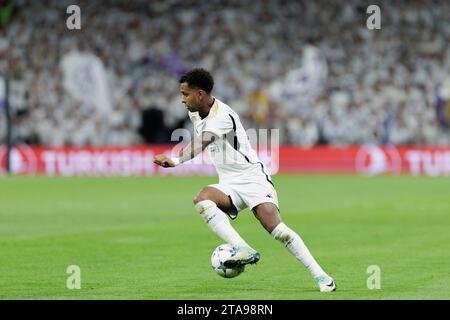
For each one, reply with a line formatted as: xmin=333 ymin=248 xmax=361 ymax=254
xmin=153 ymin=131 xmax=218 ymax=168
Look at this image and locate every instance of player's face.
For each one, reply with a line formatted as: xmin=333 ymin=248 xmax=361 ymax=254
xmin=180 ymin=82 xmax=201 ymax=112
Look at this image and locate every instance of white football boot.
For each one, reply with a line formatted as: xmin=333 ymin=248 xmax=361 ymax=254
xmin=223 ymin=246 xmax=260 ymax=268
xmin=314 ymin=275 xmax=337 ymax=292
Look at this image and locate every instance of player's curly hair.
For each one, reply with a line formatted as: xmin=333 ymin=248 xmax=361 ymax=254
xmin=179 ymin=68 xmax=214 ymax=94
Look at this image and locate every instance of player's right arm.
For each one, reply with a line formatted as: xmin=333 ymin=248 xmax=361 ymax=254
xmin=153 ymin=131 xmax=217 ymax=168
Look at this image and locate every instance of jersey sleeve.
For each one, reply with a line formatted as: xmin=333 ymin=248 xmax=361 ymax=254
xmin=202 ymin=113 xmax=234 ymax=137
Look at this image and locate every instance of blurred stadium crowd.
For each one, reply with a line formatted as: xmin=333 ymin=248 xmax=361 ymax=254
xmin=1 ymin=0 xmax=450 ymax=147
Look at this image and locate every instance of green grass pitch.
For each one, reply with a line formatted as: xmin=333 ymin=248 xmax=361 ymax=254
xmin=0 ymin=175 xmax=449 ymax=300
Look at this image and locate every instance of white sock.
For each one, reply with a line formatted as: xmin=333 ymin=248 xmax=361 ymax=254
xmin=271 ymin=222 xmax=326 ymax=278
xmin=195 ymin=200 xmax=249 ymax=248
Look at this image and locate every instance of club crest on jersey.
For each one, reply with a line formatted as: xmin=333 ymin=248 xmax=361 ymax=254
xmin=208 ymin=143 xmax=219 ymax=153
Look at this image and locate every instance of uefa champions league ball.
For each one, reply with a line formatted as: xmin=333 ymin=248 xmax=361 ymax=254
xmin=211 ymin=244 xmax=245 ymax=278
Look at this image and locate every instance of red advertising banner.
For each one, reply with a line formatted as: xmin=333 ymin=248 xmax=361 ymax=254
xmin=1 ymin=145 xmax=450 ymax=176
xmin=279 ymin=145 xmax=450 ymax=176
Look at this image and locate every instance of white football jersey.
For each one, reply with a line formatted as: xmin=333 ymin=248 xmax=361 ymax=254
xmin=188 ymin=98 xmax=273 ymax=185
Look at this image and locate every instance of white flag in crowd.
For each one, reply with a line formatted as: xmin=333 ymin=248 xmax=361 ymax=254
xmin=268 ymin=45 xmax=327 ymax=112
xmin=61 ymin=51 xmax=112 ymax=114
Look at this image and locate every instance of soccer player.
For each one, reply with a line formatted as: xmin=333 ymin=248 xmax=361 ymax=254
xmin=153 ymin=68 xmax=336 ymax=292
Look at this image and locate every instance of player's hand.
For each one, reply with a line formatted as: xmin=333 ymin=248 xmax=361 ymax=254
xmin=153 ymin=154 xmax=176 ymax=168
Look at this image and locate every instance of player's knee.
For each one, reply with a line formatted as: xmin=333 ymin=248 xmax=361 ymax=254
xmin=193 ymin=189 xmax=214 ymax=205
xmin=193 ymin=194 xmax=205 ymax=205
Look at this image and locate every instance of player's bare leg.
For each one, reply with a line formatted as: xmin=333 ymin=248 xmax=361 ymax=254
xmin=193 ymin=187 xmax=259 ymax=264
xmin=253 ymin=202 xmax=336 ymax=292
xmin=194 ymin=187 xmax=237 ymax=218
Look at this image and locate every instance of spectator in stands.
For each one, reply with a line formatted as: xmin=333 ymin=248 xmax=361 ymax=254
xmin=0 ymin=0 xmax=449 ymax=146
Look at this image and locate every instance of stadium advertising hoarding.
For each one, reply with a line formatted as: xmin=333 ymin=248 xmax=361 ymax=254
xmin=1 ymin=145 xmax=450 ymax=176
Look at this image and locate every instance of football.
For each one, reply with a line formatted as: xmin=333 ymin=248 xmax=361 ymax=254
xmin=211 ymin=244 xmax=245 ymax=278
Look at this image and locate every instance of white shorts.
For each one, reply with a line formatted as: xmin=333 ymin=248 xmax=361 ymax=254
xmin=209 ymin=177 xmax=279 ymax=219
